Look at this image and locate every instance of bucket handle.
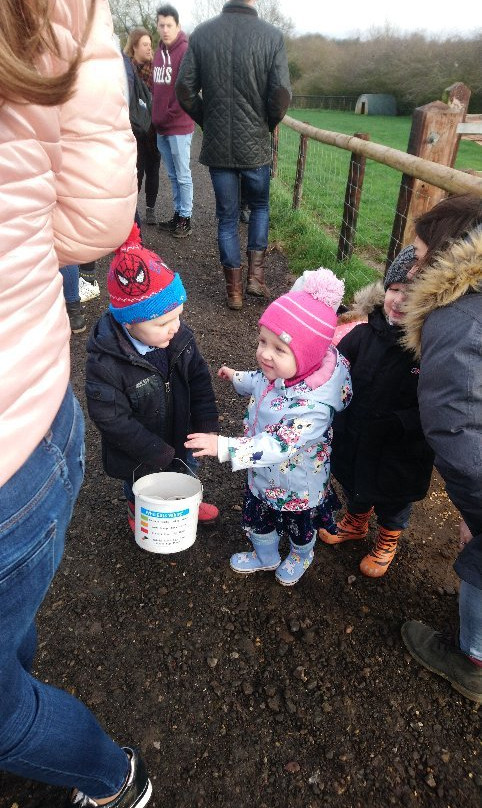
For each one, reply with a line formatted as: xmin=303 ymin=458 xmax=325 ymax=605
xmin=172 ymin=456 xmax=201 ymax=480
xmin=132 ymin=457 xmax=200 ymax=487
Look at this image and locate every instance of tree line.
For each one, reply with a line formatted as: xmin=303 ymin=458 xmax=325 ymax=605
xmin=109 ymin=1 xmax=481 ymax=113
xmin=287 ymin=29 xmax=481 ymax=113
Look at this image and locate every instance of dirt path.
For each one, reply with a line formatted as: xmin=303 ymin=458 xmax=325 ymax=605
xmin=1 ymin=133 xmax=480 ymax=808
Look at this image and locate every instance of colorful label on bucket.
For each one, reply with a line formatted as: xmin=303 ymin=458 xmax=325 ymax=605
xmin=141 ymin=507 xmax=189 ymax=518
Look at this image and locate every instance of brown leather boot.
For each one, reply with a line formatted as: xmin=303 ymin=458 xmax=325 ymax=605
xmin=223 ymin=267 xmax=243 ymax=310
xmin=246 ymin=249 xmax=270 ymax=297
xmin=359 ymin=526 xmax=401 ymax=577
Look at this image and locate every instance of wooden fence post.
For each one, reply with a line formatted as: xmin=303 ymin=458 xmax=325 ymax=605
xmin=337 ymin=133 xmax=370 ymax=261
xmin=271 ymin=126 xmax=279 ymax=178
xmin=387 ymin=85 xmax=471 ymax=266
xmin=292 ymin=133 xmax=309 ymax=209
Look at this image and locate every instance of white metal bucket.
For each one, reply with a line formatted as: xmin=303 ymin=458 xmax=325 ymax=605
xmin=132 ymin=472 xmax=202 ymax=553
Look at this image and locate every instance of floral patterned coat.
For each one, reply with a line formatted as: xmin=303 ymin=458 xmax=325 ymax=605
xmin=223 ymin=349 xmax=352 ymax=511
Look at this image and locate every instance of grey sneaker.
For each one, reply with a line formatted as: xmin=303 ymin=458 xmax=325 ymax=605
xmin=401 ymin=620 xmax=482 ymax=703
xmin=145 ymin=207 xmax=156 ymax=225
xmin=66 ymin=747 xmax=152 ymax=807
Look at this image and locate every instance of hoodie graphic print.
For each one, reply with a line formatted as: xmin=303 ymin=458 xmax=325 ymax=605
xmin=152 ymin=32 xmax=195 ymax=136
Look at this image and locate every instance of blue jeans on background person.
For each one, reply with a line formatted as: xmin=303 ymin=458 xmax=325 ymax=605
xmin=459 ymin=580 xmax=482 ymax=662
xmin=156 ymin=133 xmax=193 ymax=218
xmin=0 ymin=386 xmax=129 ymax=798
xmin=60 ymin=264 xmax=80 ymax=304
xmin=209 ymin=165 xmax=271 ymax=268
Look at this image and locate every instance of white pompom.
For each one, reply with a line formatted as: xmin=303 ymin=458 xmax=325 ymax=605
xmin=295 ymin=267 xmax=344 ymax=311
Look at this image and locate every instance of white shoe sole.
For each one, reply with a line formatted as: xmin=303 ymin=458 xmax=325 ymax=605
xmin=134 ymin=778 xmax=153 ymax=807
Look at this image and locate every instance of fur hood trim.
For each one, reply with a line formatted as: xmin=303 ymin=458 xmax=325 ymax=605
xmin=401 ymin=228 xmax=482 ymax=359
xmin=338 ymin=280 xmax=385 ymax=324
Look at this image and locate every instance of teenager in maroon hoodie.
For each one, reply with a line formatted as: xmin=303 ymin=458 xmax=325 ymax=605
xmin=152 ymin=4 xmax=195 ymax=238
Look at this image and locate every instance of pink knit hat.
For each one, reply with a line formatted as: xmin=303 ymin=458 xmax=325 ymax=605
xmin=259 ymin=268 xmax=344 ymax=385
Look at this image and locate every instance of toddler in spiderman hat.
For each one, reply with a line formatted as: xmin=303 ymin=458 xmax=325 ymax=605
xmin=185 ymin=268 xmax=352 ymax=586
xmin=85 ymin=224 xmax=219 ymax=531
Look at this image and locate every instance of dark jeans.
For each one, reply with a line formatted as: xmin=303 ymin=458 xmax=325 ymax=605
xmin=344 ymin=492 xmax=413 ymax=531
xmin=60 ymin=264 xmax=80 ymax=304
xmin=137 ymin=137 xmax=161 ymax=209
xmin=209 ymin=165 xmax=270 ymax=268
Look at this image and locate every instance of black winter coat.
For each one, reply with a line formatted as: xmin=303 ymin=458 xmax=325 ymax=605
xmin=331 ymin=308 xmax=433 ymax=505
xmin=85 ymin=314 xmax=219 ymax=481
xmin=176 ymin=1 xmax=291 ymax=168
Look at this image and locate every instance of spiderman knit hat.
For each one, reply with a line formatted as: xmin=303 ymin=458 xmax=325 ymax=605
xmin=259 ymin=268 xmax=345 ymax=384
xmin=108 ymin=224 xmax=186 ymax=324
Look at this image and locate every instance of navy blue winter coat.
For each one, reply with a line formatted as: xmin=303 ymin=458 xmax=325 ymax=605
xmin=85 ymin=313 xmax=218 ymax=481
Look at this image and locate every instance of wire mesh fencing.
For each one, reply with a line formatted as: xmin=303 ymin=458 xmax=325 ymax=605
xmin=270 ymin=121 xmax=437 ymax=292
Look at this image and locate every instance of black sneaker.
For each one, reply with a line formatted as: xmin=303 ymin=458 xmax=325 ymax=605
xmin=66 ymin=747 xmax=152 ymax=807
xmin=171 ymin=216 xmax=192 ymax=239
xmin=145 ymin=207 xmax=156 ymax=225
xmin=158 ymin=212 xmax=180 ymax=232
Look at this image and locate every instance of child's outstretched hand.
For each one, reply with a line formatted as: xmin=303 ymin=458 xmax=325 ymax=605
xmin=185 ymin=433 xmax=219 ymax=457
xmin=218 ymin=365 xmax=235 ymax=381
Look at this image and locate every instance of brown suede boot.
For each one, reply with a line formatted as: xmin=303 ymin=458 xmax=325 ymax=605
xmin=319 ymin=507 xmax=374 ymax=545
xmin=246 ymin=249 xmax=270 ymax=297
xmin=359 ymin=526 xmax=401 ymax=577
xmin=223 ymin=267 xmax=243 ymax=310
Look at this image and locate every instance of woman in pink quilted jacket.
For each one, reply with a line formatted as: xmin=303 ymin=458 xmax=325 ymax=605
xmin=0 ymin=1 xmax=152 ymax=806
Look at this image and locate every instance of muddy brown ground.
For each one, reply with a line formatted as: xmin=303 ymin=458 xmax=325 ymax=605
xmin=1 ymin=134 xmax=480 ymax=808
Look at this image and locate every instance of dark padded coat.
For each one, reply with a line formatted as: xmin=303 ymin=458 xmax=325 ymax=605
xmin=331 ymin=293 xmax=434 ymax=507
xmin=402 ymin=228 xmax=482 ymax=589
xmin=85 ymin=313 xmax=218 ymax=481
xmin=175 ymin=0 xmax=291 ymax=168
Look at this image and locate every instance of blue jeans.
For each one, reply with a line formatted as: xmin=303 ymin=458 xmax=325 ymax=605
xmin=209 ymin=165 xmax=270 ymax=268
xmin=0 ymin=387 xmax=129 ymax=798
xmin=156 ymin=133 xmax=193 ymax=217
xmin=60 ymin=265 xmax=80 ymax=304
xmin=459 ymin=580 xmax=482 ymax=662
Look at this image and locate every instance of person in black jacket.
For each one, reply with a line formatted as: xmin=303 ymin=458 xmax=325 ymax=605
xmin=176 ymin=0 xmax=291 ymax=310
xmin=85 ymin=224 xmax=219 ymax=529
xmin=319 ymin=247 xmax=434 ymax=577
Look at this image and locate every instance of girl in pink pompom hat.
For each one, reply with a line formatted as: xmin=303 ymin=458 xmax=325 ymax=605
xmin=185 ymin=268 xmax=352 ymax=586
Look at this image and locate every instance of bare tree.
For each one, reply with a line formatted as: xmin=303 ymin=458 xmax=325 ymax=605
xmin=109 ymin=0 xmax=158 ymax=41
xmin=192 ymin=0 xmax=293 ymax=36
xmin=191 ymin=0 xmax=223 ymax=27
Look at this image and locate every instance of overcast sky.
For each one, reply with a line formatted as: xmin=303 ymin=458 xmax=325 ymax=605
xmin=173 ymin=0 xmax=477 ymax=38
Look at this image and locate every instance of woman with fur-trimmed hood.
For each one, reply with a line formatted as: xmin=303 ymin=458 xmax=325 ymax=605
xmin=318 ymin=248 xmax=434 ymax=579
xmin=400 ymin=194 xmax=482 ymax=705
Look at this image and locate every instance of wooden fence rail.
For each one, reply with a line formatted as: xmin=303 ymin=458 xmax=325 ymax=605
xmin=281 ymin=115 xmax=482 ymax=198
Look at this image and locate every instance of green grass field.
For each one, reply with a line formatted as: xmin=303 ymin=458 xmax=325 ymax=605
xmin=270 ymin=109 xmax=482 ymax=297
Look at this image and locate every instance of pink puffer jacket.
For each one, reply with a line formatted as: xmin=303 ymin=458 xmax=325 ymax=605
xmin=0 ymin=0 xmax=137 ymax=486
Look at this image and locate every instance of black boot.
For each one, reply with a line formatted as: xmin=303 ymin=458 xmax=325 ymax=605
xmin=171 ymin=216 xmax=192 ymax=239
xmin=66 ymin=301 xmax=86 ymax=334
xmin=158 ymin=212 xmax=179 ymax=232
